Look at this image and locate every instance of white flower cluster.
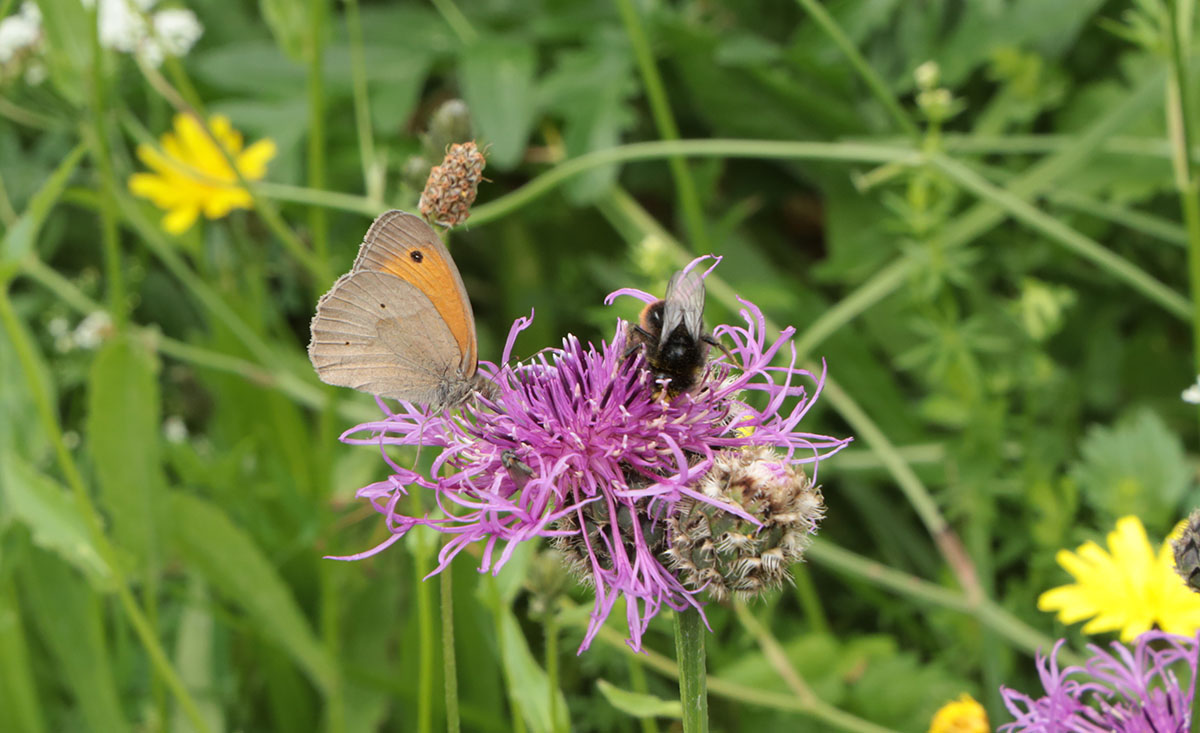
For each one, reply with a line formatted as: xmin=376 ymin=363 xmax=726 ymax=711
xmin=91 ymin=0 xmax=204 ymax=67
xmin=0 ymin=2 xmax=45 ymax=83
xmin=0 ymin=0 xmax=202 ymax=84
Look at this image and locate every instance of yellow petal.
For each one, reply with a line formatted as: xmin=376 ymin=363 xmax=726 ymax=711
xmin=163 ymin=205 xmax=199 ymax=235
xmin=236 ymin=138 xmax=276 ymax=180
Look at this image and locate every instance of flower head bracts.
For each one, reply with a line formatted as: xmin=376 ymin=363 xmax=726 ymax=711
xmin=1000 ymin=631 xmax=1197 ymax=732
xmin=333 ymin=257 xmax=850 ymax=651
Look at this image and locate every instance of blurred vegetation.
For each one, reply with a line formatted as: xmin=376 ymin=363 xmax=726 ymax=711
xmin=2 ymin=0 xmax=1199 ymax=731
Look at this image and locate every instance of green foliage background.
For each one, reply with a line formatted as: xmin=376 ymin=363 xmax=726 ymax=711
xmin=2 ymin=0 xmax=1199 ymax=731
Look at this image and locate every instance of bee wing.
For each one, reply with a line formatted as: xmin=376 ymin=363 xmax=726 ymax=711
xmin=660 ymin=266 xmax=706 ymax=345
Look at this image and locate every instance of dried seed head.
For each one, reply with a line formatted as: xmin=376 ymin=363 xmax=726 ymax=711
xmin=1173 ymin=509 xmax=1200 ymax=593
xmin=419 ymin=141 xmax=487 ymax=228
xmin=663 ymin=446 xmax=824 ymax=601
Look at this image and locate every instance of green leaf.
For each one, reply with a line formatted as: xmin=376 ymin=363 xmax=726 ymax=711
xmin=496 ymin=606 xmax=570 ymax=733
xmin=20 ymin=548 xmax=127 ymax=732
xmin=0 ymin=577 xmax=46 ymax=733
xmin=0 ymin=453 xmax=110 ymax=585
xmin=166 ymin=491 xmax=338 ymax=695
xmin=596 ymin=679 xmax=682 ymax=719
xmin=0 ymin=143 xmax=86 ymax=281
xmin=259 ymin=0 xmax=308 ymax=62
xmin=460 ymin=40 xmax=538 ymax=170
xmin=1070 ymin=407 xmax=1191 ymax=530
xmin=539 ymin=34 xmax=636 ymax=202
xmin=87 ymin=336 xmax=164 ymax=571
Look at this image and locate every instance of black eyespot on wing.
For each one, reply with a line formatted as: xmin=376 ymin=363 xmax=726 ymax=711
xmin=380 ymin=303 xmax=386 ymax=309
xmin=410 ymin=250 xmax=424 ymax=263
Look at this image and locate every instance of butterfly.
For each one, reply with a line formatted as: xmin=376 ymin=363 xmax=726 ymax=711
xmin=308 ymin=210 xmax=491 ymax=410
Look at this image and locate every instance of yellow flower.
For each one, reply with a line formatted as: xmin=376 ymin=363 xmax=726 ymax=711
xmin=1038 ymin=515 xmax=1200 ymax=641
xmin=928 ymin=693 xmax=988 ymax=733
xmin=128 ymin=113 xmax=276 ymax=235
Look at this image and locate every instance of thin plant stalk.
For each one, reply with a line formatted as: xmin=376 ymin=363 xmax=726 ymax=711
xmin=307 ymin=0 xmax=329 ymax=268
xmin=442 ymin=563 xmax=460 ymax=733
xmin=674 ymin=608 xmax=708 ymax=733
xmin=545 ymin=613 xmax=562 ymax=733
xmin=615 ymin=0 xmax=709 ymax=253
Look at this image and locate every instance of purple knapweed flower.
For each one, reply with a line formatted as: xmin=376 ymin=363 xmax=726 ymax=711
xmin=1000 ymin=630 xmax=1198 ymax=732
xmin=332 ymin=256 xmax=850 ymax=651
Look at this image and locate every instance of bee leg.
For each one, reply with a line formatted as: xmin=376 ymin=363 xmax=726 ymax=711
xmin=703 ymin=333 xmax=736 ymax=363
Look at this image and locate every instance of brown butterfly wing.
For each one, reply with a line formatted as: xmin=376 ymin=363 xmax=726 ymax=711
xmin=350 ymin=210 xmax=477 ymax=376
xmin=308 ymin=270 xmax=466 ymax=407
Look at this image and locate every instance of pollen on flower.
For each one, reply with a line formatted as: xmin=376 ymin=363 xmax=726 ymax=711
xmin=419 ymin=141 xmax=486 ymax=228
xmin=128 ymin=114 xmax=276 ymax=234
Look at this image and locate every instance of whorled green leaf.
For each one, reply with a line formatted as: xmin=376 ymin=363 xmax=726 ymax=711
xmin=87 ymin=335 xmax=164 ymax=572
xmin=20 ymin=548 xmax=127 ymax=731
xmin=596 ymin=679 xmax=682 ymax=719
xmin=166 ymin=491 xmax=338 ymax=695
xmin=1071 ymin=407 xmax=1191 ymax=530
xmin=0 ymin=454 xmax=110 ymax=585
xmin=459 ymin=40 xmax=538 ymax=170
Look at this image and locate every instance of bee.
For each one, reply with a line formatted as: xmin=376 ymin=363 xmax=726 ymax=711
xmin=626 ymin=265 xmax=724 ymax=395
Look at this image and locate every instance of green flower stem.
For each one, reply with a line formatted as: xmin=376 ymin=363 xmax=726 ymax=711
xmin=86 ymin=19 xmax=126 ymax=331
xmin=582 ymin=611 xmax=900 ymax=732
xmin=254 ymin=140 xmax=917 ymax=222
xmin=805 ymin=539 xmax=1074 ymax=663
xmin=793 ymin=0 xmax=918 ymax=139
xmin=930 ymin=153 xmax=1191 ymax=320
xmin=343 ymin=0 xmax=383 ymax=203
xmin=733 ymin=602 xmax=817 ymax=705
xmin=545 ymin=612 xmax=563 ymax=733
xmin=472 ymin=139 xmax=917 ymax=224
xmin=673 ymin=608 xmax=708 ymax=733
xmin=442 ymin=564 xmax=460 ymax=733
xmin=1166 ymin=0 xmax=1200 ymax=405
xmin=791 ymin=564 xmax=830 ymax=634
xmin=0 ymin=287 xmax=214 ymax=733
xmin=410 ymin=491 xmax=435 ymax=733
xmin=307 ymin=0 xmax=329 ymax=269
xmin=430 ymin=0 xmax=478 ymax=43
xmin=616 ymin=0 xmax=709 ymax=253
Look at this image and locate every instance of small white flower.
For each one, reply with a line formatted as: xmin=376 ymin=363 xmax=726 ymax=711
xmin=19 ymin=1 xmax=41 ymax=24
xmin=73 ymin=311 xmax=113 ymax=350
xmin=163 ymin=415 xmax=189 ymax=444
xmin=152 ymin=8 xmax=202 ymax=57
xmin=0 ymin=9 xmax=40 ymax=63
xmin=97 ymin=0 xmax=148 ymax=54
xmin=1183 ymin=376 xmax=1200 ymax=405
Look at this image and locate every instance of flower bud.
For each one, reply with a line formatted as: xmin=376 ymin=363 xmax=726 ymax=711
xmin=662 ymin=446 xmax=824 ymax=601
